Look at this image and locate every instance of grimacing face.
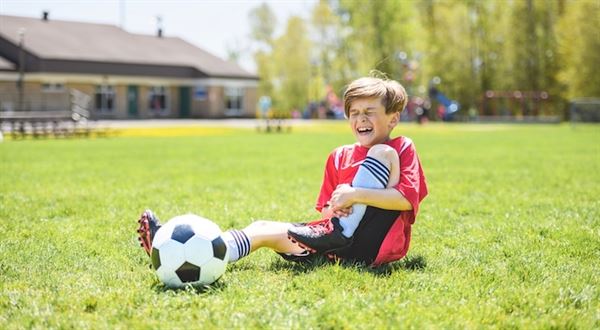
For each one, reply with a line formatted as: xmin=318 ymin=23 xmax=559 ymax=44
xmin=347 ymin=97 xmax=399 ymax=148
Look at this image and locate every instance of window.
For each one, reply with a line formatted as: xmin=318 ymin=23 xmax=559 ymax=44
xmin=42 ymin=83 xmax=65 ymax=93
xmin=225 ymin=87 xmax=243 ymax=116
xmin=95 ymin=85 xmax=115 ymax=113
xmin=149 ymin=86 xmax=169 ymax=115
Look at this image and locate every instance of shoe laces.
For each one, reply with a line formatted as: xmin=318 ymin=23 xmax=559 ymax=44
xmin=307 ymin=220 xmax=333 ymax=235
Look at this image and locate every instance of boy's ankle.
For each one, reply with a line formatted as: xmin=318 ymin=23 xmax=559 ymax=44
xmin=287 ymin=218 xmax=352 ymax=254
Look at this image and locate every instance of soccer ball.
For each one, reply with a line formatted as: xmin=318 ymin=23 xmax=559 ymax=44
xmin=150 ymin=214 xmax=229 ymax=288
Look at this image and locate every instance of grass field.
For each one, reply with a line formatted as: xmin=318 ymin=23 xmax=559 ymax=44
xmin=0 ymin=122 xmax=598 ymax=328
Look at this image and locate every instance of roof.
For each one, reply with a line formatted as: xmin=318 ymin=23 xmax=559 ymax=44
xmin=0 ymin=55 xmax=15 ymax=71
xmin=0 ymin=14 xmax=256 ymax=79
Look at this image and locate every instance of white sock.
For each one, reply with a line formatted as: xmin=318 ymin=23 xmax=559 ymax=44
xmin=222 ymin=229 xmax=251 ymax=263
xmin=339 ymin=156 xmax=389 ymax=237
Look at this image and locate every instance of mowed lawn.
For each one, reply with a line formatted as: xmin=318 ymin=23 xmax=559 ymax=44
xmin=0 ymin=122 xmax=598 ymax=328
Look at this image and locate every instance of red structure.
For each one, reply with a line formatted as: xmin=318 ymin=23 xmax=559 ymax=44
xmin=481 ymin=90 xmax=549 ymax=117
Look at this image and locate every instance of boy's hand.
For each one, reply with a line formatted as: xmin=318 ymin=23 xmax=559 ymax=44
xmin=329 ymin=184 xmax=357 ymax=213
xmin=332 ymin=206 xmax=353 ymax=218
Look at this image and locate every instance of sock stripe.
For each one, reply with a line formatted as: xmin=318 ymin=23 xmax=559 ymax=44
xmin=364 ymin=156 xmax=390 ymax=176
xmin=362 ymin=162 xmax=388 ymax=187
xmin=240 ymin=231 xmax=250 ymax=257
xmin=230 ymin=230 xmax=243 ymax=257
xmin=230 ymin=229 xmax=250 ymax=258
xmin=231 ymin=230 xmax=246 ymax=257
xmin=363 ymin=157 xmax=390 ymax=183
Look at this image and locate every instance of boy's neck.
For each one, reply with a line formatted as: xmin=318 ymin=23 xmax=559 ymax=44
xmin=358 ymin=135 xmax=392 ymax=148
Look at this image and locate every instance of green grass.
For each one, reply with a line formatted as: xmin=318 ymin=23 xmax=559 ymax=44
xmin=1 ymin=123 xmax=599 ymax=328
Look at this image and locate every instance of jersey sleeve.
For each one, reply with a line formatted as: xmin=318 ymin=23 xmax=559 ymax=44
xmin=315 ymin=150 xmax=339 ymax=212
xmin=393 ymin=140 xmax=428 ymax=223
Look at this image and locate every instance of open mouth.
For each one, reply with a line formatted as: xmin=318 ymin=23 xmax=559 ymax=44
xmin=357 ymin=127 xmax=373 ymax=135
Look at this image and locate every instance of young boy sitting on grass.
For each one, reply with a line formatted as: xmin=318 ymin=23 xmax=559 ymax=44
xmin=137 ymin=76 xmax=428 ymax=267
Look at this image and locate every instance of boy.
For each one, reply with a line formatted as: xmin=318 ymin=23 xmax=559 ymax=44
xmin=137 ymin=77 xmax=427 ymax=267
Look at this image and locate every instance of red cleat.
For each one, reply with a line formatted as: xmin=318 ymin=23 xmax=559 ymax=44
xmin=136 ymin=209 xmax=162 ymax=256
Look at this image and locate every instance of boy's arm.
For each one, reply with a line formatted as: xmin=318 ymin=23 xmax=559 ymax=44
xmin=328 ymin=145 xmax=410 ymax=212
xmin=328 ymin=184 xmax=413 ymax=212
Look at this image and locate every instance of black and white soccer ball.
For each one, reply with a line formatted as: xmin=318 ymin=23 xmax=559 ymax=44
xmin=150 ymin=214 xmax=229 ymax=288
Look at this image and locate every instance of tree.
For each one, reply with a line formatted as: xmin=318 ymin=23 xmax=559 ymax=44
xmin=272 ymin=16 xmax=312 ymax=115
xmin=249 ymin=2 xmax=277 ymax=46
xmin=557 ymin=0 xmax=600 ymax=99
xmin=249 ymin=0 xmax=590 ymax=120
xmin=337 ymin=0 xmax=417 ymax=79
xmin=418 ymin=0 xmax=477 ymax=111
xmin=248 ymin=3 xmax=278 ymax=97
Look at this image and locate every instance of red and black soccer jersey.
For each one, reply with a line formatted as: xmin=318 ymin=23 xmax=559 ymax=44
xmin=316 ymin=136 xmax=428 ymax=266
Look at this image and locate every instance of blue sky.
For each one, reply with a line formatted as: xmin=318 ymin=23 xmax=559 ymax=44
xmin=0 ymin=0 xmax=316 ymax=72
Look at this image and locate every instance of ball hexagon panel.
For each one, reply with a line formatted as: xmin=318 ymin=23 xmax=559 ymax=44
xmin=184 ymin=235 xmax=213 ymax=267
xmin=188 ymin=216 xmax=222 ymax=240
xmin=157 ymin=240 xmax=186 ymax=271
xmin=152 ymin=222 xmax=175 ymax=248
xmin=155 ymin=265 xmax=183 ymax=288
xmin=199 ymin=257 xmax=227 ymax=284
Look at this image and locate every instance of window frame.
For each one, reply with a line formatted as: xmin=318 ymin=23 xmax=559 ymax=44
xmin=224 ymin=86 xmax=244 ymax=116
xmin=148 ymin=86 xmax=169 ymax=116
xmin=41 ymin=82 xmax=66 ymax=93
xmin=95 ymin=85 xmax=116 ymax=113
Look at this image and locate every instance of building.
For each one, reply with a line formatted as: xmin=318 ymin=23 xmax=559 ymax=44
xmin=0 ymin=13 xmax=259 ymax=119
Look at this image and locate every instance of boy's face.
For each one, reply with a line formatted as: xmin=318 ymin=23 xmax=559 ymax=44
xmin=347 ymin=97 xmax=399 ymax=148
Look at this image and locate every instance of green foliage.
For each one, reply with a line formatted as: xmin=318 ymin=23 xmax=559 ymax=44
xmin=507 ymin=0 xmax=560 ymax=93
xmin=0 ymin=123 xmax=599 ymax=328
xmin=248 ymin=2 xmax=277 ymax=46
xmin=249 ymin=3 xmax=277 ymax=97
xmin=557 ymin=0 xmax=600 ymax=99
xmin=272 ymin=17 xmax=312 ymax=115
xmin=248 ymin=0 xmax=598 ymax=116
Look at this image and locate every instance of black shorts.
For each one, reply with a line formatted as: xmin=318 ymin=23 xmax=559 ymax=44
xmin=278 ymin=206 xmax=400 ymax=265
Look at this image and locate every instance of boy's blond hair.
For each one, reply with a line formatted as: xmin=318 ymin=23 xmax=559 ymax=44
xmin=343 ymin=77 xmax=408 ymax=117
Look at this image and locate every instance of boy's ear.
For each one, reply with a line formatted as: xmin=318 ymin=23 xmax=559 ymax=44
xmin=388 ymin=112 xmax=400 ymax=128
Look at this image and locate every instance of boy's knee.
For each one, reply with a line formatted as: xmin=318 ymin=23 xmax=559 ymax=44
xmin=366 ymin=144 xmax=396 ymax=167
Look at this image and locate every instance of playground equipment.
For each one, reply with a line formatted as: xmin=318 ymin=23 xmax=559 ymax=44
xmin=480 ymin=90 xmax=560 ymax=123
xmin=256 ymin=96 xmax=290 ymax=133
xmin=428 ymin=78 xmax=460 ymax=121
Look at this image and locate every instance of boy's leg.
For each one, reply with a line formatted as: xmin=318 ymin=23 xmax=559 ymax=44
xmin=137 ymin=210 xmax=308 ymax=263
xmin=287 ymin=144 xmax=399 ymax=253
xmin=338 ymin=144 xmax=399 ymax=237
xmin=223 ymin=220 xmax=307 ymax=262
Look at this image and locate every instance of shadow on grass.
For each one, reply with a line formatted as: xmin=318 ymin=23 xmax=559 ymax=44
xmin=150 ymin=254 xmax=428 ymax=294
xmin=152 ymin=277 xmax=228 ymax=295
xmin=269 ymin=253 xmax=427 ymax=277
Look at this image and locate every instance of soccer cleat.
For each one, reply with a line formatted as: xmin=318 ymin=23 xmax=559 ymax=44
xmin=136 ymin=209 xmax=162 ymax=256
xmin=287 ymin=218 xmax=352 ymax=254
xmin=277 ymin=250 xmax=313 ymax=263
